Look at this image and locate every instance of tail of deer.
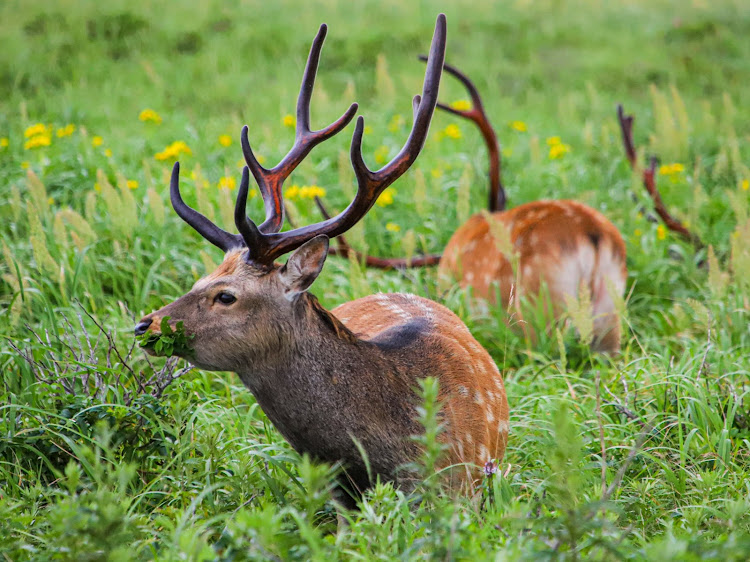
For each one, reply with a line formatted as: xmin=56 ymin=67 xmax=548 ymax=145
xmin=135 ymin=15 xmax=509 ymax=504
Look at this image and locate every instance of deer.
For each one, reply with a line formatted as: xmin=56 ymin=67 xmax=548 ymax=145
xmin=318 ymin=61 xmax=628 ymax=353
xmin=134 ymin=15 xmax=509 ymax=507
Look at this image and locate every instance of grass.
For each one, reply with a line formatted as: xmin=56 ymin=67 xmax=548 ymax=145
xmin=1 ymin=0 xmax=749 ymax=559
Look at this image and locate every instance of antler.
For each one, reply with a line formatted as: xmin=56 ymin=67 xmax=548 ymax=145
xmin=170 ymin=162 xmax=243 ymax=252
xmin=617 ymin=104 xmax=702 ymax=249
xmin=241 ymin=24 xmax=358 ymax=235
xmin=170 ymin=15 xmax=446 ymax=264
xmin=314 ymin=197 xmax=442 ymax=269
xmin=229 ymin=13 xmax=447 ymax=264
xmin=422 ymin=57 xmax=504 ymax=212
xmin=170 ymin=24 xmax=357 ymax=251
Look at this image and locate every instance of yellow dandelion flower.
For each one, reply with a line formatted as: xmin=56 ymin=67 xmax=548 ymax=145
xmin=546 ymin=136 xmax=561 ymax=146
xmin=0 ymin=137 xmax=8 ymax=148
xmin=374 ymin=145 xmax=389 ymax=165
xmin=385 ymin=222 xmax=400 ymax=233
xmin=257 ymin=154 xmax=266 ymax=165
xmin=431 ymin=167 xmax=443 ymax=179
xmin=218 ymin=134 xmax=232 ymax=147
xmin=656 ymin=224 xmax=667 ymax=241
xmin=127 ymin=180 xmax=139 ymax=190
xmin=104 ymin=148 xmax=113 ymax=158
xmin=658 ymin=163 xmax=684 ymax=176
xmin=172 ymin=140 xmax=191 ymax=155
xmin=501 ymin=148 xmax=513 ymax=158
xmin=388 ymin=114 xmax=404 ymax=133
xmin=21 ymin=161 xmax=30 ymax=169
xmin=510 ymin=120 xmax=527 ymax=132
xmin=24 ymin=135 xmax=52 ymax=150
xmin=285 ymin=185 xmax=300 ymax=200
xmin=139 ymin=109 xmax=162 ymax=124
xmin=548 ymin=143 xmax=571 ymax=159
xmin=376 ymin=187 xmax=396 ymax=207
xmin=282 ymin=114 xmax=296 ymax=128
xmin=94 ymin=182 xmax=102 ymax=192
xmin=364 ymin=125 xmax=373 ymax=135
xmin=442 ymin=124 xmax=461 ymax=139
xmin=741 ymin=179 xmax=749 ymax=191
xmin=92 ymin=136 xmax=103 ymax=147
xmin=56 ymin=124 xmax=75 ymax=138
xmin=450 ymin=100 xmax=471 ymax=111
xmin=218 ymin=176 xmax=236 ymax=190
xmin=48 ymin=197 xmax=54 ymax=206
xmin=24 ymin=123 xmax=48 ymax=138
xmin=634 ymin=228 xmax=642 ymax=236
xmin=298 ymin=185 xmax=326 ymax=199
xmin=155 ymin=140 xmax=191 ymax=161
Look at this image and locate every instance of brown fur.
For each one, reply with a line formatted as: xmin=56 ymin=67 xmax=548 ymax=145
xmin=138 ymin=243 xmax=508 ymax=501
xmin=334 ymin=293 xmax=509 ymax=482
xmin=439 ymin=200 xmax=627 ymax=352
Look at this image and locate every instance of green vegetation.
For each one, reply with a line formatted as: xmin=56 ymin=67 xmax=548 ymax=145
xmin=137 ymin=318 xmax=195 ymax=358
xmin=1 ymin=0 xmax=749 ymax=558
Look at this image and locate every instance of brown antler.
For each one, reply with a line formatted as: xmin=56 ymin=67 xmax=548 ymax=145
xmin=171 ymin=24 xmax=357 ymax=251
xmin=170 ymin=162 xmax=243 ymax=252
xmin=229 ymin=13 xmax=447 ymax=264
xmin=422 ymin=57 xmax=504 ymax=212
xmin=314 ymin=196 xmax=442 ymax=269
xmin=617 ymin=104 xmax=702 ymax=249
xmin=241 ymin=24 xmax=358 ymax=235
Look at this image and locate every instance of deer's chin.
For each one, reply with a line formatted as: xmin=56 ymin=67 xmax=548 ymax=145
xmin=186 ymin=352 xmax=228 ymax=373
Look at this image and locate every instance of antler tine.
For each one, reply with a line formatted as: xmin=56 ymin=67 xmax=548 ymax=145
xmin=617 ymin=104 xmax=703 ymax=249
xmin=417 ymin=56 xmax=483 ymax=114
xmin=617 ymin=104 xmax=636 ymax=167
xmin=234 ymin=167 xmax=266 ymax=258
xmin=169 ymin=162 xmax=243 ymax=252
xmin=420 ymin=56 xmax=504 ymax=212
xmin=247 ymin=13 xmax=447 ymax=263
xmin=241 ymin=24 xmax=358 ymax=235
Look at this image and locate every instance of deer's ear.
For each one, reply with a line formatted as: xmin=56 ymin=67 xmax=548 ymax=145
xmin=279 ymin=235 xmax=329 ymax=297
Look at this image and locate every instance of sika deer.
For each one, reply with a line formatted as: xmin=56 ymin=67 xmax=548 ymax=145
xmin=135 ymin=16 xmax=509 ymax=504
xmin=321 ymin=62 xmax=627 ymax=353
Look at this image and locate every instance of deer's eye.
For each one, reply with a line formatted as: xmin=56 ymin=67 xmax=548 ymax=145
xmin=215 ymin=292 xmax=236 ymax=305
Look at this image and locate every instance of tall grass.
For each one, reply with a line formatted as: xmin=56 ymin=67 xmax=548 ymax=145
xmin=1 ymin=0 xmax=749 ymax=559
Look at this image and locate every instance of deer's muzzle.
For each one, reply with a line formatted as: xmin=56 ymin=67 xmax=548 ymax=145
xmin=134 ymin=318 xmax=153 ymax=336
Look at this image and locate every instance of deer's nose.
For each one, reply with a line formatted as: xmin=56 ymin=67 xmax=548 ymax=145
xmin=134 ymin=319 xmax=153 ymax=336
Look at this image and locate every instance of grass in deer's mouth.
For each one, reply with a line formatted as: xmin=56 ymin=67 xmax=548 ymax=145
xmin=137 ymin=316 xmax=195 ymax=357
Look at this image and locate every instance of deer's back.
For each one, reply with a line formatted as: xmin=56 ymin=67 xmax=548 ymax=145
xmin=333 ymin=293 xmax=509 ymax=484
xmin=439 ymin=200 xmax=627 ymax=352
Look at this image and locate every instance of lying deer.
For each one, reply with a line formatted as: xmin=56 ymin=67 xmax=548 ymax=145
xmin=321 ymin=62 xmax=628 ymax=353
xmin=134 ymin=15 xmax=509 ymax=505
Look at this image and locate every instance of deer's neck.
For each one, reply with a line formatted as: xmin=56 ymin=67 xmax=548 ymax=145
xmin=234 ymin=294 xmax=419 ymax=482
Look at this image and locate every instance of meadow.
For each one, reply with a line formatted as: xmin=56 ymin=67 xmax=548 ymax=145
xmin=1 ymin=0 xmax=749 ymax=559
